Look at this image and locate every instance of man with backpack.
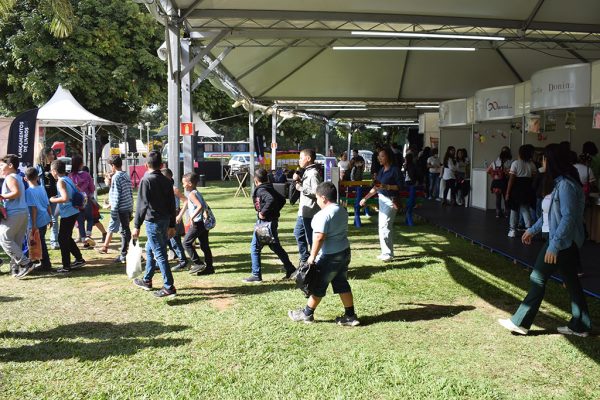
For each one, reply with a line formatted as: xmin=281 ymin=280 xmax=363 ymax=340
xmin=243 ymin=168 xmax=296 ymax=283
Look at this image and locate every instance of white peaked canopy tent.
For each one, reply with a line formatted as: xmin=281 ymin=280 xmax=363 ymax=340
xmin=37 ymin=85 xmax=123 ymax=196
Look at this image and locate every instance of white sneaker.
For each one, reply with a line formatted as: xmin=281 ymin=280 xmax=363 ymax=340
xmin=557 ymin=326 xmax=589 ymax=337
xmin=507 ymin=230 xmax=516 ymax=238
xmin=498 ymin=318 xmax=528 ymax=335
xmin=377 ymin=254 xmax=392 ymax=261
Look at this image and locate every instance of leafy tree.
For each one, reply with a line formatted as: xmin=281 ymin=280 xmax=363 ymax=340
xmin=0 ymin=0 xmax=165 ymax=125
xmin=0 ymin=0 xmax=73 ymax=38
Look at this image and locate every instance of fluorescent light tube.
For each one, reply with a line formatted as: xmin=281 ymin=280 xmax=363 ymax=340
xmin=415 ymin=105 xmax=440 ymax=109
xmin=351 ymin=31 xmax=505 ymax=41
xmin=305 ymin=108 xmax=367 ymax=111
xmin=333 ymin=46 xmax=476 ymax=51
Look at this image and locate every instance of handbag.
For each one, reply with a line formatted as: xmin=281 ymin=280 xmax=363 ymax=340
xmin=203 ymin=205 xmax=216 ymax=230
xmin=28 ymin=229 xmax=42 ymax=261
xmin=126 ymin=239 xmax=143 ymax=279
xmin=254 ymin=221 xmax=275 ymax=245
xmin=295 ymin=260 xmax=318 ymax=298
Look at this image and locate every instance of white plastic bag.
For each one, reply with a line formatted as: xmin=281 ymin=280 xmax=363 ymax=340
xmin=126 ymin=240 xmax=143 ymax=279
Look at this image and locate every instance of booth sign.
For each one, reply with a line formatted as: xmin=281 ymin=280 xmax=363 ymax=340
xmin=531 ymin=63 xmax=591 ymax=111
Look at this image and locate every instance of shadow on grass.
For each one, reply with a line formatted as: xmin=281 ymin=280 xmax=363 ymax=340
xmin=360 ymin=303 xmax=476 ymax=326
xmin=166 ymin=282 xmax=295 ymax=306
xmin=348 ymin=256 xmax=428 ymax=280
xmin=0 ymin=321 xmax=191 ymax=362
xmin=0 ymin=296 xmax=22 ymax=303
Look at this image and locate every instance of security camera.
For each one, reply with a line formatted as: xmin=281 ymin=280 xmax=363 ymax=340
xmin=157 ymin=41 xmax=168 ymax=61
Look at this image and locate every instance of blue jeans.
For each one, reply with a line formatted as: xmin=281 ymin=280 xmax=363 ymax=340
xmin=293 ymin=216 xmax=314 ymax=263
xmin=428 ymin=172 xmax=439 ymax=198
xmin=49 ymin=203 xmax=59 ymax=247
xmin=169 ymin=236 xmax=187 ymax=262
xmin=251 ymin=220 xmax=295 ymax=278
xmin=142 ymin=219 xmax=174 ymax=290
xmin=76 ymin=200 xmax=94 ymax=239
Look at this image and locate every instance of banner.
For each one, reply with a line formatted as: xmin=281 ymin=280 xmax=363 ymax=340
xmin=531 ymin=63 xmax=591 ymax=111
xmin=7 ymin=108 xmax=38 ymax=170
xmin=475 ymin=85 xmax=515 ymax=121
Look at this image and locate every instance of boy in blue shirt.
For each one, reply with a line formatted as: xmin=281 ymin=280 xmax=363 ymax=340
xmin=288 ymin=181 xmax=359 ymax=326
xmin=25 ymin=167 xmax=53 ymax=271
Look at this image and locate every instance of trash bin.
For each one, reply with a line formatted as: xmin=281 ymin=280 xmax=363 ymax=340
xmin=198 ymin=174 xmax=206 ymax=187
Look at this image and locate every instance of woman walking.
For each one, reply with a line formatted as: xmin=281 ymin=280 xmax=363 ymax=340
xmin=487 ymin=146 xmax=512 ymax=218
xmin=506 ymin=145 xmax=536 ymax=237
xmin=36 ymin=148 xmax=59 ymax=249
xmin=498 ymin=143 xmax=591 ymax=337
xmin=359 ymin=148 xmax=403 ymax=261
xmin=441 ymin=146 xmax=457 ymax=206
xmin=69 ymin=155 xmax=105 ymax=247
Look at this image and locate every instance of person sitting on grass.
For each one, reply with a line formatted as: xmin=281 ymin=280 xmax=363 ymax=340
xmin=178 ymin=172 xmax=214 ymax=276
xmin=132 ymin=151 xmax=177 ymax=298
xmin=288 ymin=181 xmax=359 ymax=326
xmin=243 ymin=168 xmax=296 ymax=283
xmin=24 ymin=167 xmax=53 ymax=272
xmin=98 ymin=155 xmax=133 ymax=264
xmin=0 ymin=154 xmax=36 ymax=278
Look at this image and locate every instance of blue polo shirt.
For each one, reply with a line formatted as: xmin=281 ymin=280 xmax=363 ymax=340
xmin=311 ymin=203 xmax=349 ymax=255
xmin=377 ymin=166 xmax=403 ymax=197
xmin=25 ymin=185 xmax=51 ymax=228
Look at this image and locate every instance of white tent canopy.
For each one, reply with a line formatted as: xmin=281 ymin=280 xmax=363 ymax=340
xmin=37 ymin=85 xmax=121 ymax=127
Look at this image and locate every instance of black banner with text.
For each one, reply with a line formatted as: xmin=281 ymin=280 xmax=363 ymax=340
xmin=7 ymin=108 xmax=38 ymax=169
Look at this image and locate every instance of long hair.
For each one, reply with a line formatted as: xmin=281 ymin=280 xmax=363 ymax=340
xmin=71 ymin=154 xmax=84 ymax=172
xmin=499 ymin=147 xmax=512 ymax=163
xmin=541 ymin=143 xmax=581 ymax=196
xmin=379 ymin=147 xmax=395 ymax=166
xmin=443 ymin=146 xmax=455 ymax=168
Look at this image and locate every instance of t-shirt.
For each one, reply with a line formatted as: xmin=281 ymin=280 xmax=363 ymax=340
xmin=311 ymin=203 xmax=349 ymax=256
xmin=376 ymin=166 xmax=403 ymax=197
xmin=541 ymin=194 xmax=552 ymax=233
xmin=427 ymin=155 xmax=441 ymax=173
xmin=456 ymin=158 xmax=469 ymax=174
xmin=25 ymin=185 xmax=51 ymax=228
xmin=442 ymin=159 xmax=457 ymax=180
xmin=509 ymin=160 xmax=536 ymax=178
xmin=186 ymin=189 xmax=208 ymax=223
xmin=1 ymin=173 xmax=28 ymax=217
xmin=574 ymin=163 xmax=596 ymax=185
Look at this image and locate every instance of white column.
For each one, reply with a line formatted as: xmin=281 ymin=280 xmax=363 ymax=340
xmin=271 ymin=107 xmax=277 ymax=170
xmin=167 ymin=20 xmax=181 ymax=184
xmin=248 ymin=104 xmax=255 ymax=192
xmin=91 ymin=126 xmax=98 ymax=198
xmin=181 ymin=38 xmax=194 ymax=175
xmin=325 ymin=124 xmax=330 ymax=156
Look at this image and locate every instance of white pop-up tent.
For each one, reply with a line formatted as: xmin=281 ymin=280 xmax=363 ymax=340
xmin=37 ymin=85 xmax=124 ymax=196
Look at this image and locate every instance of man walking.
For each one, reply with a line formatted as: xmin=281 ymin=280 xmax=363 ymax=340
xmin=293 ymin=149 xmax=321 ymax=263
xmin=132 ymin=151 xmax=177 ymax=298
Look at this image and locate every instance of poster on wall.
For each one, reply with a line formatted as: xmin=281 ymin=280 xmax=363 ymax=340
xmin=527 ymin=114 xmax=541 ymax=133
xmin=544 ymin=112 xmax=556 ymax=132
xmin=565 ymin=111 xmax=576 ymax=130
xmin=593 ymin=108 xmax=600 ymax=129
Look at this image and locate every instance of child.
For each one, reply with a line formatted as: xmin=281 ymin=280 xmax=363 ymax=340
xmin=0 ymin=154 xmax=36 ymax=278
xmin=24 ymin=167 xmax=53 ymax=272
xmin=179 ymin=172 xmax=214 ymax=275
xmin=161 ymin=168 xmax=188 ymax=271
xmin=99 ymin=155 xmax=133 ymax=263
xmin=48 ymin=159 xmax=86 ymax=273
xmin=243 ymin=168 xmax=295 ymax=283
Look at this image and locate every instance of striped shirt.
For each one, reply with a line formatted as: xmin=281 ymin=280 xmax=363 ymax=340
xmin=109 ymin=170 xmax=133 ymax=212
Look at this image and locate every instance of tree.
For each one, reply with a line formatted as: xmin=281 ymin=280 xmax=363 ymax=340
xmin=0 ymin=0 xmax=73 ymax=38
xmin=0 ymin=0 xmax=165 ymax=125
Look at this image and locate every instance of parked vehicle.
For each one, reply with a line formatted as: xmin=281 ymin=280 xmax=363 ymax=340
xmin=315 ymin=153 xmax=326 ymax=164
xmin=228 ymin=154 xmax=251 ymax=171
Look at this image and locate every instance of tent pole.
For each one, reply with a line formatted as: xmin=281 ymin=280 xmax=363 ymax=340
xmin=325 ymin=123 xmax=330 ymax=157
xmin=346 ymin=131 xmax=351 ymax=159
xmin=92 ymin=126 xmax=98 ymax=198
xmin=249 ymin=104 xmax=255 ymax=193
xmin=82 ymin=127 xmax=87 ymax=164
xmin=271 ymin=107 xmax=277 ymax=171
xmin=181 ymin=38 xmax=194 ymax=175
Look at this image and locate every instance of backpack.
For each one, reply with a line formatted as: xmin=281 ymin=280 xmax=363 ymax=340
xmin=491 ymin=161 xmax=506 ymax=180
xmin=63 ymin=178 xmax=86 ymax=210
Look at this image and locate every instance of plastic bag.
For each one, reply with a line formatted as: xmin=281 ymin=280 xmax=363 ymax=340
xmin=28 ymin=230 xmax=42 ymax=261
xmin=126 ymin=239 xmax=143 ymax=279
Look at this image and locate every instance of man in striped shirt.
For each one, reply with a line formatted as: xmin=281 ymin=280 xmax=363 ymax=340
xmin=100 ymin=155 xmax=133 ymax=263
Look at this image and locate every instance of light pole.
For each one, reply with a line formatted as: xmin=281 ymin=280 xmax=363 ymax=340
xmin=137 ymin=122 xmax=143 ymax=141
xmin=145 ymin=122 xmax=151 ymax=151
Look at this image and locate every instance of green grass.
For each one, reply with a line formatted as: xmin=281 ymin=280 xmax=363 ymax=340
xmin=1 ymin=181 xmax=599 ymax=399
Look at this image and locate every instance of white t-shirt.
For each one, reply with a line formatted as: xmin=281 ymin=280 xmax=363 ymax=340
xmin=427 ymin=155 xmax=442 ymax=173
xmin=509 ymin=160 xmax=536 ymax=178
xmin=493 ymin=158 xmax=512 ymax=171
xmin=442 ymin=159 xmax=457 ymax=180
xmin=574 ymin=163 xmax=596 ymax=185
xmin=541 ymin=194 xmax=552 ymax=233
xmin=456 ymin=158 xmax=469 ymax=174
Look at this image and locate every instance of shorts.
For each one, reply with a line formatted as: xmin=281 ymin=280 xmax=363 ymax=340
xmin=108 ymin=212 xmax=121 ymax=233
xmin=311 ymin=247 xmax=351 ymax=298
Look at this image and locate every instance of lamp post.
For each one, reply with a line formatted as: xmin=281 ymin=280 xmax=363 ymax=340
xmin=145 ymin=122 xmax=151 ymax=151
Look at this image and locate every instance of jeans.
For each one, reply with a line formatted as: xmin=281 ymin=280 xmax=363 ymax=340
xmin=509 ymin=206 xmax=532 ymax=231
xmin=511 ymin=242 xmax=591 ymax=332
xmin=443 ymin=179 xmax=456 ymax=203
xmin=169 ymin=236 xmax=187 ymax=262
xmin=58 ymin=213 xmax=83 ymax=269
xmin=293 ymin=216 xmax=314 ymax=263
xmin=116 ymin=211 xmax=131 ymax=257
xmin=250 ymin=220 xmax=295 ymax=278
xmin=49 ymin=203 xmax=59 ymax=247
xmin=428 ymin=172 xmax=439 ymax=198
xmin=143 ymin=219 xmax=174 ymax=289
xmin=378 ymin=194 xmax=397 ymax=257
xmin=183 ymin=220 xmax=213 ymax=269
xmin=76 ymin=200 xmax=94 ymax=239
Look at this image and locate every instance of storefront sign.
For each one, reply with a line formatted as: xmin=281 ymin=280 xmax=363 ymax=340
xmin=439 ymin=99 xmax=467 ymax=127
xmin=531 ymin=63 xmax=591 ymax=111
xmin=475 ymin=85 xmax=515 ymax=121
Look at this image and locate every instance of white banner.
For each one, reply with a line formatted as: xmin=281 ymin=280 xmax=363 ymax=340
xmin=475 ymin=85 xmax=515 ymax=121
xmin=531 ymin=63 xmax=591 ymax=111
xmin=439 ymin=99 xmax=467 ymax=127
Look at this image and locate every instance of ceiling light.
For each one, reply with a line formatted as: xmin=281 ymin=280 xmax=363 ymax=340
xmin=333 ymin=46 xmax=476 ymax=51
xmin=298 ymin=104 xmax=366 ymax=108
xmin=351 ymin=31 xmax=505 ymax=41
xmin=381 ymin=123 xmax=419 ymax=126
xmin=415 ymin=105 xmax=440 ymax=109
xmin=305 ymin=108 xmax=367 ymax=112
xmin=374 ymin=120 xmax=416 ymax=123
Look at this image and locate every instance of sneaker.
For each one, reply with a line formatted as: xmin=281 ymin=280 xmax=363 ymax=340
xmin=56 ymin=267 xmax=71 ymax=273
xmin=167 ymin=250 xmax=176 ymax=260
xmin=557 ymin=326 xmax=589 ymax=337
xmin=172 ymin=260 xmax=188 ymax=272
xmin=113 ymin=255 xmax=126 ymax=264
xmin=153 ymin=286 xmax=176 ymax=298
xmin=377 ymin=254 xmax=392 ymax=261
xmin=335 ymin=314 xmax=360 ymax=327
xmin=507 ymin=230 xmax=516 ymax=238
xmin=498 ymin=318 xmax=528 ymax=335
xmin=189 ymin=263 xmax=207 ymax=274
xmin=197 ymin=268 xmax=215 ymax=276
xmin=15 ymin=262 xmax=36 ymax=279
xmin=242 ymin=275 xmax=262 ymax=283
xmin=72 ymin=259 xmax=86 ymax=269
xmin=10 ymin=266 xmax=19 ymax=276
xmin=133 ymin=278 xmax=152 ymax=291
xmin=282 ymin=268 xmax=297 ymax=280
xmin=86 ymin=237 xmax=96 ymax=247
xmin=50 ymin=244 xmax=60 ymax=250
xmin=288 ymin=308 xmax=314 ymax=324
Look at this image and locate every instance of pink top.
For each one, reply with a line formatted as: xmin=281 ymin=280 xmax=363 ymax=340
xmin=69 ymin=170 xmax=95 ymax=197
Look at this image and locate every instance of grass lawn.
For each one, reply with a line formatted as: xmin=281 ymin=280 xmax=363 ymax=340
xmin=1 ymin=181 xmax=599 ymax=399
